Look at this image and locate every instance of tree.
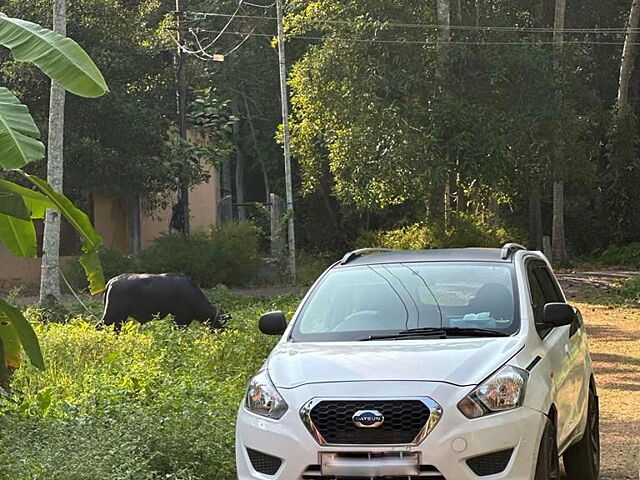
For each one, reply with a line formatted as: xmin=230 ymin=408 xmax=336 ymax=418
xmin=617 ymin=0 xmax=640 ymax=110
xmin=39 ymin=0 xmax=67 ymax=303
xmin=551 ymin=0 xmax=569 ymax=265
xmin=0 ymin=13 xmax=107 ymax=389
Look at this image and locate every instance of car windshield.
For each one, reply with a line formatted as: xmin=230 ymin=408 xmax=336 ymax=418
xmin=290 ymin=262 xmax=518 ymax=342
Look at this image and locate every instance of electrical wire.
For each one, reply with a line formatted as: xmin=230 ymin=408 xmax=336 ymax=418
xmin=185 ymin=12 xmax=640 ymax=35
xmin=182 ymin=29 xmax=640 ymax=46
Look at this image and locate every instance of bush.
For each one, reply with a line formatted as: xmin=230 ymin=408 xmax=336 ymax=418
xmin=442 ymin=212 xmax=518 ymax=248
xmin=0 ymin=293 xmax=302 ymax=480
xmin=615 ymin=275 xmax=640 ymax=302
xmin=138 ymin=222 xmax=260 ymax=288
xmin=356 ymin=224 xmax=433 ymax=250
xmin=355 ymin=214 xmax=521 ymax=251
xmin=600 ymin=243 xmax=640 ymax=267
xmin=296 ymin=252 xmax=334 ymax=285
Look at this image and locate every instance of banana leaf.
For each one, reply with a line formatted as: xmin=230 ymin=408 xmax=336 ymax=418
xmin=0 ymin=13 xmax=108 ymax=98
xmin=0 ymin=87 xmax=45 ymax=168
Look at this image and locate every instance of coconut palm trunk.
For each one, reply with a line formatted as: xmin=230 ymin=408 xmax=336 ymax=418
xmin=39 ymin=0 xmax=66 ymax=303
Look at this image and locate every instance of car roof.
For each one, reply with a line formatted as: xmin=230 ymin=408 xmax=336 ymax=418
xmin=335 ymin=247 xmax=536 ymax=268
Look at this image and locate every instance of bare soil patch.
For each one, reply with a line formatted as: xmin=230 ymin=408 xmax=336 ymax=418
xmin=558 ymin=272 xmax=640 ymax=480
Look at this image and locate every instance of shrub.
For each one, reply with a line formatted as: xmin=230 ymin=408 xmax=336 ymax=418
xmin=356 ymin=224 xmax=433 ymax=250
xmin=296 ymin=252 xmax=334 ymax=285
xmin=138 ymin=221 xmax=260 ymax=288
xmin=355 ymin=214 xmax=521 ymax=251
xmin=442 ymin=212 xmax=518 ymax=248
xmin=0 ymin=293 xmax=302 ymax=480
xmin=600 ymin=243 xmax=640 ymax=267
xmin=615 ymin=275 xmax=640 ymax=301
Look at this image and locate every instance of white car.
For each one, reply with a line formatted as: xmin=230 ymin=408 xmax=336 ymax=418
xmin=236 ymin=244 xmax=600 ymax=480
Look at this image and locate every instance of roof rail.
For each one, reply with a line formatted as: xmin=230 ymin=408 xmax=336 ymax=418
xmin=340 ymin=248 xmax=396 ymax=265
xmin=500 ymin=243 xmax=527 ymax=260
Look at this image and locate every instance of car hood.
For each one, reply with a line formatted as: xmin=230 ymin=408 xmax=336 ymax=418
xmin=268 ymin=337 xmax=524 ymax=389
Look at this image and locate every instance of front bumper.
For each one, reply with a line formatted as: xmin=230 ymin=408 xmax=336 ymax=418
xmin=236 ymin=381 xmax=547 ymax=480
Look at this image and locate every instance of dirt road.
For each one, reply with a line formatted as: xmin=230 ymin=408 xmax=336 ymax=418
xmin=558 ymin=271 xmax=640 ymax=479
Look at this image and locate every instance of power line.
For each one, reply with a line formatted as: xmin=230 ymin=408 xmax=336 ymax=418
xmin=182 ymin=28 xmax=640 ymax=46
xmin=185 ymin=12 xmax=638 ymax=35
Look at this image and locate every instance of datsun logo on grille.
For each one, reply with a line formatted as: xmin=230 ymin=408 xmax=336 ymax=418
xmin=352 ymin=409 xmax=385 ymax=428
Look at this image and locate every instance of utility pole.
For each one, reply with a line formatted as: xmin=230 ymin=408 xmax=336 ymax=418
xmin=39 ymin=0 xmax=66 ymax=304
xmin=276 ymin=0 xmax=296 ymax=283
xmin=175 ymin=0 xmax=190 ymax=234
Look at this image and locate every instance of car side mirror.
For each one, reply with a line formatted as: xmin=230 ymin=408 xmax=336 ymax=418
xmin=259 ymin=311 xmax=288 ymax=335
xmin=542 ymin=303 xmax=576 ymax=328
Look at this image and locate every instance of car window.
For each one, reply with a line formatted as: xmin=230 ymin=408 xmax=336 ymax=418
xmin=291 ymin=262 xmax=518 ymax=342
xmin=527 ymin=268 xmax=546 ymax=324
xmin=527 ymin=261 xmax=563 ymax=337
xmin=533 ymin=266 xmax=563 ymax=303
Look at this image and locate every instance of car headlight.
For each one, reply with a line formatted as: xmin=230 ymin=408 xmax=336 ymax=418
xmin=245 ymin=370 xmax=288 ymax=419
xmin=458 ymin=365 xmax=529 ymax=419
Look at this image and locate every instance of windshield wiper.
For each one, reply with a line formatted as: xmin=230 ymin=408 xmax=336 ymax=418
xmin=360 ymin=326 xmax=509 ymax=341
xmin=436 ymin=327 xmax=510 ymax=337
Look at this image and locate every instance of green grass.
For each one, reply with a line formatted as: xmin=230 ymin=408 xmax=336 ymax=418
xmin=0 ymin=288 xmax=302 ymax=480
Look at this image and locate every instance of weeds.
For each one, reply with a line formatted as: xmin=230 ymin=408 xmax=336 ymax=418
xmin=0 ymin=291 xmax=301 ymax=480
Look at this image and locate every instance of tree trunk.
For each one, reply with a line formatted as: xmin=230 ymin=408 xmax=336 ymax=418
xmin=39 ymin=0 xmax=66 ymax=304
xmin=437 ymin=0 xmax=452 ymax=229
xmin=436 ymin=0 xmax=451 ymax=82
xmin=618 ymin=0 xmax=640 ymax=109
xmin=528 ymin=186 xmax=543 ymax=250
xmin=243 ymin=90 xmax=270 ymax=203
xmin=232 ymin=100 xmax=245 ymax=221
xmin=551 ymin=0 xmax=569 ymax=266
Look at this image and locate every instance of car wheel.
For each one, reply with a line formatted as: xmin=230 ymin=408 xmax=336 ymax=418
xmin=563 ymin=385 xmax=600 ymax=480
xmin=535 ymin=415 xmax=561 ymax=480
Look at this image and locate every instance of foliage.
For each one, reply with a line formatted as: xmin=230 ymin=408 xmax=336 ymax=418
xmin=138 ymin=222 xmax=261 ymax=288
xmin=64 ymin=249 xmax=139 ymax=291
xmin=615 ymin=275 xmax=640 ymax=302
xmin=0 ymin=13 xmax=107 ymax=387
xmin=0 ymin=292 xmax=302 ymax=479
xmin=295 ymin=251 xmax=333 ymax=285
xmin=442 ymin=212 xmax=520 ymax=248
xmin=600 ymin=243 xmax=640 ymax=267
xmin=356 ymin=214 xmax=520 ymax=251
xmin=357 ymin=224 xmax=434 ymax=250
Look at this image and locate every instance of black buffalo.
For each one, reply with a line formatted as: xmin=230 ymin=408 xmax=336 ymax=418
xmin=100 ymin=273 xmax=228 ymax=331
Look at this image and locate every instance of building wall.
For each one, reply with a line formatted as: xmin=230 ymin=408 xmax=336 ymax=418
xmin=0 ymin=244 xmax=73 ymax=290
xmin=93 ymin=195 xmax=129 ymax=251
xmin=0 ymin=129 xmax=220 ymax=286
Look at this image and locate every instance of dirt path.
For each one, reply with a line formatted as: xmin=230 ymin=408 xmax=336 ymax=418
xmin=557 ymin=272 xmax=640 ymax=480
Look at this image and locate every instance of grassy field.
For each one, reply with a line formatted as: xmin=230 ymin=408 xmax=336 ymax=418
xmin=0 ymin=276 xmax=638 ymax=479
xmin=0 ymin=288 xmax=301 ymax=480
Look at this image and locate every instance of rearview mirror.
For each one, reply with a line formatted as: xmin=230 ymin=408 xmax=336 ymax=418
xmin=259 ymin=311 xmax=288 ymax=335
xmin=543 ymin=303 xmax=576 ymax=328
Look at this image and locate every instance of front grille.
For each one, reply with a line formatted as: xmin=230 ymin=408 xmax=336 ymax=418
xmin=246 ymin=448 xmax=282 ymax=475
xmin=309 ymin=400 xmax=430 ymax=445
xmin=466 ymin=448 xmax=514 ymax=476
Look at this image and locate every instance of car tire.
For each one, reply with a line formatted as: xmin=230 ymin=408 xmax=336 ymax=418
xmin=563 ymin=385 xmax=600 ymax=480
xmin=535 ymin=415 xmax=561 ymax=480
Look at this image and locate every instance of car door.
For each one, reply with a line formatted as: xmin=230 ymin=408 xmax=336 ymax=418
xmin=526 ymin=260 xmax=575 ymax=445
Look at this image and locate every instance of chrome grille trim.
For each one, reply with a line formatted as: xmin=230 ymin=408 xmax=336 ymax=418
xmin=299 ymin=397 xmax=443 ymax=446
